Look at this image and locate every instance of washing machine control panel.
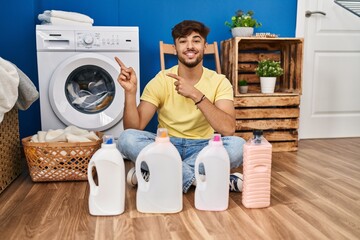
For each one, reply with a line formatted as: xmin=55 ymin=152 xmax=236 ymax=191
xmin=76 ymin=31 xmax=139 ymax=51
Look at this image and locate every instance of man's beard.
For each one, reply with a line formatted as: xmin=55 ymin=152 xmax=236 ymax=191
xmin=178 ymin=51 xmax=204 ymax=68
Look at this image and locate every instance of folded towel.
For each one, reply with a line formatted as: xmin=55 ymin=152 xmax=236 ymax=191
xmin=30 ymin=126 xmax=100 ymax=143
xmin=39 ymin=16 xmax=93 ymax=26
xmin=45 ymin=129 xmax=66 ymax=142
xmin=37 ymin=131 xmax=47 ymax=142
xmin=13 ymin=64 xmax=39 ymax=110
xmin=38 ymin=10 xmax=94 ymax=26
xmin=45 ymin=10 xmax=94 ymax=24
xmin=64 ymin=125 xmax=90 ymax=135
xmin=66 ymin=134 xmax=92 ymax=143
xmin=0 ymin=57 xmax=19 ymax=123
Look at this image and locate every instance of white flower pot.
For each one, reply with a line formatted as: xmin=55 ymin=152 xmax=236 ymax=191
xmin=239 ymin=86 xmax=248 ymax=94
xmin=231 ymin=27 xmax=254 ymax=37
xmin=260 ymin=77 xmax=276 ymax=93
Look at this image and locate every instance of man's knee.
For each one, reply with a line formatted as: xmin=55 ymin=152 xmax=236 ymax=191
xmin=117 ymin=129 xmax=138 ymax=151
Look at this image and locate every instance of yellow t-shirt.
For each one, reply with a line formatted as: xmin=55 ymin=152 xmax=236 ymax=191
xmin=141 ymin=66 xmax=233 ymax=139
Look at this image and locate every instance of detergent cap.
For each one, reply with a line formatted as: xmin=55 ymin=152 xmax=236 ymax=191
xmin=155 ymin=128 xmax=170 ymax=143
xmin=213 ymin=134 xmax=221 ymax=142
xmin=209 ymin=133 xmax=223 ymax=146
xmin=253 ymin=130 xmax=263 ymax=144
xmin=103 ymin=135 xmax=114 ymax=144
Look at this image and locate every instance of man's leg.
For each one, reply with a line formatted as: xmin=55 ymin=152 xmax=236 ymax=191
xmin=171 ymin=138 xmax=209 ymax=193
xmin=180 ymin=136 xmax=246 ymax=193
xmin=223 ymin=136 xmax=246 ymax=192
xmin=222 ymin=136 xmax=246 ymax=168
xmin=117 ymin=129 xmax=156 ymax=164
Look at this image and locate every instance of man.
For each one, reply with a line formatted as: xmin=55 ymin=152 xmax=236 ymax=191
xmin=115 ymin=20 xmax=245 ymax=193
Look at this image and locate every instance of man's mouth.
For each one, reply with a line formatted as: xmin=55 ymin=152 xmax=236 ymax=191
xmin=185 ymin=51 xmax=197 ymax=59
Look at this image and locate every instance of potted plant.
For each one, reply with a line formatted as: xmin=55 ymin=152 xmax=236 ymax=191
xmin=238 ymin=79 xmax=248 ymax=94
xmin=255 ymin=59 xmax=284 ymax=93
xmin=225 ymin=10 xmax=262 ymax=37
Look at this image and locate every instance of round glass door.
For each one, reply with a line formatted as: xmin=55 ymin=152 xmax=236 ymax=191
xmin=49 ymin=53 xmax=124 ymax=131
xmin=65 ymin=65 xmax=115 ymax=114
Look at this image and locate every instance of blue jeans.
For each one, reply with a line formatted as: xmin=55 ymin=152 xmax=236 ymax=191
xmin=117 ymin=129 xmax=245 ymax=193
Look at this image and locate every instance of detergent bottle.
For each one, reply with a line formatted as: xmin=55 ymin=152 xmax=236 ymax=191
xmin=88 ymin=135 xmax=125 ymax=216
xmin=136 ymin=128 xmax=182 ymax=213
xmin=242 ymin=130 xmax=272 ymax=208
xmin=194 ymin=134 xmax=230 ymax=211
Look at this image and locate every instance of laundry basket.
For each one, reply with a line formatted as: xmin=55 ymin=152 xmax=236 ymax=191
xmin=22 ymin=132 xmax=103 ymax=182
xmin=0 ymin=108 xmax=22 ymax=194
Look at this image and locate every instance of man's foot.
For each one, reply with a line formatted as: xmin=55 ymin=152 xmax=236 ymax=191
xmin=126 ymin=167 xmax=150 ymax=187
xmin=229 ymin=172 xmax=243 ymax=192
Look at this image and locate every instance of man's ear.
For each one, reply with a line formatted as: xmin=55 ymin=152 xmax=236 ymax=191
xmin=172 ymin=44 xmax=177 ymax=55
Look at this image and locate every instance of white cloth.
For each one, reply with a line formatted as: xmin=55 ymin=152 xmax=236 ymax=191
xmin=30 ymin=125 xmax=100 ymax=143
xmin=13 ymin=64 xmax=39 ymax=110
xmin=0 ymin=57 xmax=19 ymax=123
xmin=46 ymin=10 xmax=94 ymax=24
xmin=39 ymin=16 xmax=93 ymax=26
xmin=38 ymin=10 xmax=94 ymax=26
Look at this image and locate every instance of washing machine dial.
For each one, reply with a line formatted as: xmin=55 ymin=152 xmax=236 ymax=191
xmin=83 ymin=34 xmax=94 ymax=45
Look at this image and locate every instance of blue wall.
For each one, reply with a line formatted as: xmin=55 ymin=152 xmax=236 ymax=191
xmin=0 ymin=0 xmax=297 ymax=139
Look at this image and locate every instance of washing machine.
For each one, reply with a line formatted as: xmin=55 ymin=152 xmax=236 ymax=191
xmin=36 ymin=25 xmax=140 ymax=138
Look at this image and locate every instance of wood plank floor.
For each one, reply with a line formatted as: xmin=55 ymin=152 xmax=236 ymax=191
xmin=0 ymin=138 xmax=359 ymax=240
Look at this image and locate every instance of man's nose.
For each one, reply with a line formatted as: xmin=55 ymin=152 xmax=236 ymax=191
xmin=186 ymin=41 xmax=194 ymax=49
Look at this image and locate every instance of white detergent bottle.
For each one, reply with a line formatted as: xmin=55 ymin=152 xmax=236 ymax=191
xmin=136 ymin=128 xmax=182 ymax=213
xmin=194 ymin=134 xmax=230 ymax=211
xmin=88 ymin=135 xmax=125 ymax=216
xmin=242 ymin=130 xmax=272 ymax=208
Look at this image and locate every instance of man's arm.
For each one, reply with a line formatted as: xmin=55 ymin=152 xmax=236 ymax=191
xmin=196 ymin=98 xmax=236 ymax=136
xmin=115 ymin=57 xmax=156 ymax=130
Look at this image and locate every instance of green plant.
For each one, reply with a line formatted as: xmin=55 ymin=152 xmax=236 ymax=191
xmin=225 ymin=10 xmax=262 ymax=29
xmin=255 ymin=59 xmax=284 ymax=77
xmin=238 ymin=79 xmax=248 ymax=86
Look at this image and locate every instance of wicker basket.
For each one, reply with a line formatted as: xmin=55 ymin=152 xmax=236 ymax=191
xmin=0 ymin=108 xmax=22 ymax=194
xmin=22 ymin=132 xmax=103 ymax=182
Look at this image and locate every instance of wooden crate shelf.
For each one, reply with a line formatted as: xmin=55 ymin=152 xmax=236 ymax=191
xmin=234 ymin=95 xmax=300 ymax=152
xmin=221 ymin=38 xmax=303 ymax=152
xmin=221 ymin=37 xmax=303 ymax=96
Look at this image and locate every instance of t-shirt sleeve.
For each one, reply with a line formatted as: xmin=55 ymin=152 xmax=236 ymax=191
xmin=215 ymin=76 xmax=234 ymax=101
xmin=140 ymin=72 xmax=165 ymax=107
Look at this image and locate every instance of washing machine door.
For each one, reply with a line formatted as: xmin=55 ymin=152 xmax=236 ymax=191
xmin=49 ymin=53 xmax=124 ymax=131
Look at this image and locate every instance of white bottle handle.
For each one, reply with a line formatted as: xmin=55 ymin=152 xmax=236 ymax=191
xmin=88 ymin=161 xmax=99 ymax=196
xmin=135 ymin=159 xmax=150 ymax=191
xmin=194 ymin=158 xmax=206 ymax=190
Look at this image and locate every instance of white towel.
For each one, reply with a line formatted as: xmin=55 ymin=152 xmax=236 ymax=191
xmin=64 ymin=125 xmax=90 ymax=135
xmin=13 ymin=64 xmax=39 ymax=110
xmin=46 ymin=10 xmax=94 ymax=24
xmin=66 ymin=134 xmax=92 ymax=143
xmin=30 ymin=126 xmax=100 ymax=143
xmin=39 ymin=16 xmax=93 ymax=27
xmin=45 ymin=129 xmax=66 ymax=142
xmin=38 ymin=10 xmax=94 ymax=26
xmin=0 ymin=57 xmax=19 ymax=123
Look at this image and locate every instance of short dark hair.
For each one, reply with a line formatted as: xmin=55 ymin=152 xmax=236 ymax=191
xmin=171 ymin=20 xmax=210 ymax=43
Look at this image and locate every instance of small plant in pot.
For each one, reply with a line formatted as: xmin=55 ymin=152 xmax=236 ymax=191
xmin=225 ymin=10 xmax=262 ymax=37
xmin=238 ymin=79 xmax=248 ymax=94
xmin=255 ymin=59 xmax=284 ymax=93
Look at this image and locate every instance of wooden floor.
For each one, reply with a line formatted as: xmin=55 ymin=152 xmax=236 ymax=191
xmin=0 ymin=138 xmax=360 ymax=240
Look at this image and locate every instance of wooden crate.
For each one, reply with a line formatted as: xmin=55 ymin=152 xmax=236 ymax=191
xmin=233 ymin=95 xmax=300 ymax=152
xmin=221 ymin=37 xmax=303 ymax=152
xmin=221 ymin=37 xmax=303 ymax=96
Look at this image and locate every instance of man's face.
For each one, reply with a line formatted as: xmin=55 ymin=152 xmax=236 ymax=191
xmin=174 ymin=31 xmax=207 ymax=68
